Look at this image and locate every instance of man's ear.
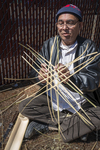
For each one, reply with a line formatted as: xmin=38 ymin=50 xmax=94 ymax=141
xmin=56 ymin=22 xmax=58 ymax=27
xmin=79 ymin=22 xmax=83 ymax=30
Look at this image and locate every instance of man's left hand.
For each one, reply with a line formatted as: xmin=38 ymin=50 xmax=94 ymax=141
xmin=54 ymin=63 xmax=70 ymax=84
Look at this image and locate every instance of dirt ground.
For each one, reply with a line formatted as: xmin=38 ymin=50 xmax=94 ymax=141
xmin=0 ymin=81 xmax=100 ymax=150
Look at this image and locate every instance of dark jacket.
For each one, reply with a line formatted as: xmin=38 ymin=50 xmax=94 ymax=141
xmin=29 ymin=35 xmax=100 ymax=106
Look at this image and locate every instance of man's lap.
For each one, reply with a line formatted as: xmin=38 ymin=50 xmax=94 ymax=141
xmin=19 ymin=94 xmax=100 ymax=142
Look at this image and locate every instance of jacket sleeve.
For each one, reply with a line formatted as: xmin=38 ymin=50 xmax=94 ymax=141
xmin=28 ymin=39 xmax=51 ymax=85
xmin=28 ymin=37 xmax=56 ymax=84
xmin=69 ymin=40 xmax=100 ymax=93
xmin=28 ymin=45 xmax=45 ymax=83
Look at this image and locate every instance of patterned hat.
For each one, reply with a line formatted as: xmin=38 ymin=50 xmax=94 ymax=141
xmin=56 ymin=4 xmax=82 ymax=22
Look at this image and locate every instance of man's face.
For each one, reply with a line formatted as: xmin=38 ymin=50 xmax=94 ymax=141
xmin=56 ymin=13 xmax=83 ymax=45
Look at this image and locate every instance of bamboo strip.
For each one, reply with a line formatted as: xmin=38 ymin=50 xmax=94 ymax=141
xmin=20 ymin=55 xmax=96 ymax=126
xmin=23 ymin=43 xmax=98 ymax=97
xmin=21 ymin=49 xmax=98 ymax=113
xmin=53 ymin=87 xmax=93 ymax=126
xmin=22 ymin=47 xmax=98 ymax=107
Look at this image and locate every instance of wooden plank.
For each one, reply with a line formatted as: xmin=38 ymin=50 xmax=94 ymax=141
xmin=8 ymin=2 xmax=14 ymax=84
xmin=0 ymin=0 xmax=3 ymax=85
xmin=6 ymin=1 xmax=12 ymax=84
xmin=36 ymin=0 xmax=38 ymax=51
xmin=41 ymin=0 xmax=44 ymax=47
xmin=18 ymin=0 xmax=23 ymax=79
xmin=28 ymin=0 xmax=32 ymax=74
xmin=4 ymin=113 xmax=29 ymax=150
xmin=10 ymin=2 xmax=15 ymax=80
xmin=39 ymin=0 xmax=41 ymax=52
xmin=15 ymin=0 xmax=20 ymax=80
xmin=22 ymin=0 xmax=26 ymax=78
xmin=1 ymin=1 xmax=7 ymax=84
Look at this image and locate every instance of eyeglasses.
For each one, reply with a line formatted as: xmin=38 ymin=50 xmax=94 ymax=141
xmin=57 ymin=20 xmax=79 ymax=28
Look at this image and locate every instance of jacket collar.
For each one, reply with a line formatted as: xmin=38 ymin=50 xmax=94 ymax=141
xmin=52 ymin=35 xmax=86 ymax=67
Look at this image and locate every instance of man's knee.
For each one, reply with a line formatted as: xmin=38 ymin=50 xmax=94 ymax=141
xmin=19 ymin=97 xmax=33 ymax=113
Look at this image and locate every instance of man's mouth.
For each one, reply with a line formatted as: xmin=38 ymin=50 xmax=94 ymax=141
xmin=62 ymin=33 xmax=70 ymax=36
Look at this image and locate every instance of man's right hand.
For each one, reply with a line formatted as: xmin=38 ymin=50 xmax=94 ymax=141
xmin=38 ymin=63 xmax=48 ymax=83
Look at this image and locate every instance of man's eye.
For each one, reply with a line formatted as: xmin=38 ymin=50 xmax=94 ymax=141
xmin=59 ymin=23 xmax=63 ymax=25
xmin=67 ymin=22 xmax=73 ymax=25
xmin=58 ymin=22 xmax=63 ymax=25
xmin=67 ymin=21 xmax=74 ymax=25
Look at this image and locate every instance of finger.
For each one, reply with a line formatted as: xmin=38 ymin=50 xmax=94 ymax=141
xmin=54 ymin=63 xmax=62 ymax=71
xmin=41 ymin=63 xmax=48 ymax=73
xmin=41 ymin=63 xmax=47 ymax=68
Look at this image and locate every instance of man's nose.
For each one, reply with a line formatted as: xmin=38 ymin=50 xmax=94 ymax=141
xmin=63 ymin=24 xmax=69 ymax=29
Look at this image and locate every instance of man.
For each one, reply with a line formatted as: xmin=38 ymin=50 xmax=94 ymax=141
xmin=19 ymin=4 xmax=100 ymax=142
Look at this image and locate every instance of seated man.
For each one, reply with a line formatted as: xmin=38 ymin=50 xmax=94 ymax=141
xmin=19 ymin=4 xmax=100 ymax=142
